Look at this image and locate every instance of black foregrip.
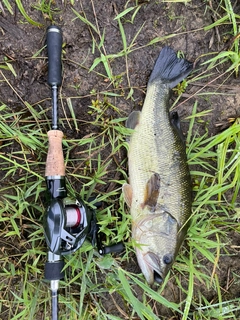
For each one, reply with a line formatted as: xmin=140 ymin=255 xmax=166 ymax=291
xmin=45 ymin=260 xmax=64 ymax=280
xmin=46 ymin=26 xmax=62 ymax=86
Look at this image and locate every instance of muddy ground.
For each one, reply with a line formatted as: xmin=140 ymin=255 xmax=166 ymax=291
xmin=0 ymin=0 xmax=240 ymax=319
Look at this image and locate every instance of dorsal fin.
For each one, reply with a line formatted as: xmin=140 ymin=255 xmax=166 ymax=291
xmin=170 ymin=111 xmax=185 ymax=143
xmin=126 ymin=111 xmax=141 ymax=130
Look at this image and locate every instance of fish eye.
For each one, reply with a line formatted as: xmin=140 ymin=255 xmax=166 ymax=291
xmin=163 ymin=254 xmax=173 ymax=265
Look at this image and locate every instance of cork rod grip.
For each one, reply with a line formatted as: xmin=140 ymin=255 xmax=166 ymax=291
xmin=45 ymin=130 xmax=65 ymax=177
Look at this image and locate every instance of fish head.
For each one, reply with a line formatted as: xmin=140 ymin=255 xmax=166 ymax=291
xmin=133 ymin=211 xmax=180 ymax=285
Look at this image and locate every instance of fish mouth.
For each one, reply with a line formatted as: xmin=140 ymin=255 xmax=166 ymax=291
xmin=153 ymin=270 xmax=163 ymax=284
xmin=136 ymin=249 xmax=164 ymax=285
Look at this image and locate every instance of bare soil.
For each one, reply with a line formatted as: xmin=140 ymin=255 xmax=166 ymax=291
xmin=0 ymin=1 xmax=240 ymax=319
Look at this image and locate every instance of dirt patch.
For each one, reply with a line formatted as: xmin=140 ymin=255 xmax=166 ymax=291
xmin=0 ymin=1 xmax=240 ymax=319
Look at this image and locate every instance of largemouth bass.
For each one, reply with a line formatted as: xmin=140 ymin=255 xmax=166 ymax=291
xmin=123 ymin=47 xmax=193 ymax=285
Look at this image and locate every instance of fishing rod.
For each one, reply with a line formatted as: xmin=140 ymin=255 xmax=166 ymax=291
xmin=43 ymin=26 xmax=124 ymax=320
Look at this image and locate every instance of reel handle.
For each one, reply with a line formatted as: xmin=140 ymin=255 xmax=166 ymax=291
xmin=46 ymin=26 xmax=62 ymax=86
xmin=45 ymin=130 xmax=65 ymax=177
xmin=99 ymin=242 xmax=124 ymax=255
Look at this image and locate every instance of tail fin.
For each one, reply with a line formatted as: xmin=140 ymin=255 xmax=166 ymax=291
xmin=148 ymin=46 xmax=193 ymax=89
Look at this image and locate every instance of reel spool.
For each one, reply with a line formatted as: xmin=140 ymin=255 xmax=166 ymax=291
xmin=66 ymin=205 xmax=83 ymax=228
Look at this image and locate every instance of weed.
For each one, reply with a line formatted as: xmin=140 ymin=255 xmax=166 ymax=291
xmin=15 ymin=0 xmax=43 ymax=26
xmin=32 ymin=0 xmax=61 ymax=22
xmin=0 ymin=0 xmax=13 ymax=15
xmin=204 ymin=0 xmax=240 ymax=75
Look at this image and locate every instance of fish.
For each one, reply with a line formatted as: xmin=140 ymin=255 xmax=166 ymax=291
xmin=123 ymin=46 xmax=193 ymax=285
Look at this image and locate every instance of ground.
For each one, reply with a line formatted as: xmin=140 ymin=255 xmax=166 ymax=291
xmin=0 ymin=1 xmax=240 ymax=319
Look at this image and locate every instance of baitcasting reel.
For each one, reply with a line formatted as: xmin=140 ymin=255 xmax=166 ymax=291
xmin=44 ymin=191 xmax=95 ymax=256
xmin=43 ymin=177 xmax=123 ymax=259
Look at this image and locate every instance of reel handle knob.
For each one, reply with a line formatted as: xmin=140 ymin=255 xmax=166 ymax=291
xmin=99 ymin=242 xmax=124 ymax=255
xmin=45 ymin=130 xmax=65 ymax=177
xmin=47 ymin=26 xmax=62 ymax=86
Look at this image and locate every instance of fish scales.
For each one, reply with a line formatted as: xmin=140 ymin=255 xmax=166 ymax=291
xmin=123 ymin=46 xmax=193 ymax=285
xmin=129 ymin=81 xmax=191 ymax=226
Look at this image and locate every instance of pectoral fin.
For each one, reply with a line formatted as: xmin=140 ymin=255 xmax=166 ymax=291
xmin=122 ymin=183 xmax=133 ymax=207
xmin=142 ymin=173 xmax=160 ymax=210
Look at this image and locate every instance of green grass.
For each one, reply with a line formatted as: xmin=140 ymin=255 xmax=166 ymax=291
xmin=0 ymin=0 xmax=240 ymax=319
xmin=203 ymin=0 xmax=240 ymax=75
